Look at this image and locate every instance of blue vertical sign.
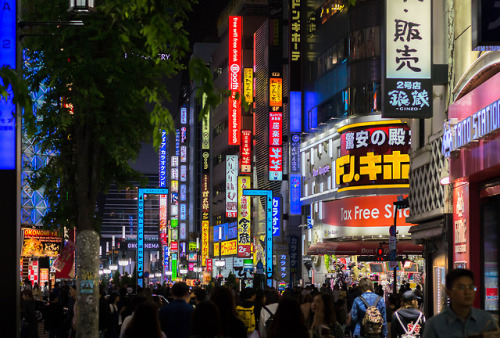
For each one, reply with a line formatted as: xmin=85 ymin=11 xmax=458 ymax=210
xmin=0 ymin=0 xmax=17 ymax=169
xmin=159 ymin=130 xmax=168 ymax=187
xmin=290 ymin=174 xmax=302 ymax=215
xmin=272 ymin=197 xmax=281 ymax=237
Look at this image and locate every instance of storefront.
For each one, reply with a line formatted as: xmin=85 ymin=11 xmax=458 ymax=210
xmin=443 ymin=71 xmax=500 ymax=311
xmin=300 ymin=115 xmax=424 ymax=289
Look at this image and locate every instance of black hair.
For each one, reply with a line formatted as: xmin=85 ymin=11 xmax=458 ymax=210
xmin=446 ymin=268 xmax=474 ymax=290
xmin=172 ymin=282 xmax=189 ymax=298
xmin=240 ymin=287 xmax=256 ymax=301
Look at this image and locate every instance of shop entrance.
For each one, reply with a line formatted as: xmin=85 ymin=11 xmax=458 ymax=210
xmin=481 ymin=194 xmax=500 ymax=313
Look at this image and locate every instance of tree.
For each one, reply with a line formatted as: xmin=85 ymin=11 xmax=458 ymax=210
xmin=19 ymin=1 xmax=210 ymax=336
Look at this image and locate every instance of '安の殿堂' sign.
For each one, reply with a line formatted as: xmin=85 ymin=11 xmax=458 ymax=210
xmin=383 ymin=0 xmax=432 ymax=118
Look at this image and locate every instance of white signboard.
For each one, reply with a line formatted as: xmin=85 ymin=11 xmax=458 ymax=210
xmin=226 ymin=155 xmax=239 ymax=218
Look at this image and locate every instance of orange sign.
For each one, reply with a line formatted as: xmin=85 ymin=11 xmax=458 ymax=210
xmin=201 ymin=221 xmax=209 ymax=266
xmin=269 ymin=78 xmax=282 ymax=107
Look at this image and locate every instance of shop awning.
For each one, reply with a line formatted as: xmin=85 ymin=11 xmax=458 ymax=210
xmin=306 ymin=240 xmax=423 ymax=256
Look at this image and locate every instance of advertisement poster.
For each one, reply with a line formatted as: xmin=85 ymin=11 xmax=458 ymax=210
xmin=22 ymin=229 xmax=62 ymax=257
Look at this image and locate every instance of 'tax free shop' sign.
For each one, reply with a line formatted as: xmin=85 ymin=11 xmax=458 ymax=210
xmin=322 ymin=195 xmax=413 ymax=238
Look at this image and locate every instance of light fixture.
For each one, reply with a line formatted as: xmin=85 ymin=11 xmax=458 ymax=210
xmin=179 ymin=268 xmax=188 ymax=274
xmin=155 ymin=272 xmax=162 ymax=278
xmin=99 ymin=269 xmax=104 ymax=275
xmin=109 ymin=264 xmax=118 ymax=271
xmin=440 ymin=159 xmax=451 ymax=185
xmin=103 ymin=268 xmax=111 ymax=274
xmin=194 ymin=267 xmax=202 ymax=273
xmin=68 ymin=0 xmax=95 ymax=14
xmin=118 ymin=258 xmax=128 ymax=266
xmin=215 ymin=260 xmax=225 ymax=267
xmin=165 ymin=271 xmax=172 ymax=276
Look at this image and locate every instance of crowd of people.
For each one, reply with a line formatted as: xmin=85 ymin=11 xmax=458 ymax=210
xmin=20 ymin=269 xmax=498 ymax=337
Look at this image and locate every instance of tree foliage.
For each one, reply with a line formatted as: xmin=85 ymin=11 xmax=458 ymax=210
xmin=21 ymin=0 xmax=198 ymax=232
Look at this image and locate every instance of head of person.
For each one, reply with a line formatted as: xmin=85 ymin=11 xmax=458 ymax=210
xmin=268 ymin=297 xmax=309 ymax=337
xmin=123 ymin=301 xmax=162 ymax=338
xmin=193 ymin=287 xmax=208 ymax=304
xmin=171 ymin=282 xmax=189 ymax=300
xmin=190 ymin=301 xmax=221 ymax=337
xmin=400 ymin=291 xmax=419 ymax=309
xmin=311 ymin=292 xmax=336 ymax=325
xmin=445 ymin=268 xmax=476 ymax=309
xmin=109 ymin=292 xmax=120 ymax=304
xmin=22 ymin=289 xmax=33 ymax=301
xmin=358 ymin=277 xmax=374 ymax=293
xmin=240 ymin=287 xmax=256 ymax=302
xmin=265 ymin=289 xmax=280 ymax=305
xmin=210 ymin=286 xmax=238 ymax=324
xmin=50 ymin=292 xmax=59 ymax=303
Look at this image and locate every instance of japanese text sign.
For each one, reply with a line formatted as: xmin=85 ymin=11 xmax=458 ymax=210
xmin=269 ymin=112 xmax=283 ymax=146
xmin=240 ymin=130 xmax=252 ymax=173
xmin=272 ymin=196 xmax=281 ymax=237
xmin=383 ymin=0 xmax=432 ymax=118
xmin=226 ymin=155 xmax=238 ymax=217
xmin=336 ymin=122 xmax=411 ymax=192
xmin=229 ymin=16 xmax=242 ymax=145
xmin=237 ymin=176 xmax=252 ymax=257
xmin=269 ymin=146 xmax=283 ymax=181
xmin=269 ymin=77 xmax=283 ymax=107
xmin=202 ymin=221 xmax=209 ymax=266
xmin=244 ymin=68 xmax=253 ymax=103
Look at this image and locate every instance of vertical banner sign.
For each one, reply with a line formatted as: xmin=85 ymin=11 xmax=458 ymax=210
xmin=290 ymin=174 xmax=302 ymax=215
xmin=137 ymin=188 xmax=168 ymax=287
xmin=180 ymin=107 xmax=187 ymax=124
xmin=0 ymin=0 xmax=16 ymax=169
xmin=269 ymin=74 xmax=283 ymax=181
xmin=290 ymin=134 xmax=301 ymax=173
xmin=228 ymin=16 xmax=242 ymax=145
xmin=180 ymin=146 xmax=187 ymax=163
xmin=244 ymin=68 xmax=253 ymax=104
xmin=159 ymin=131 xmax=169 ymax=246
xmin=240 ymin=130 xmax=252 ymax=173
xmin=453 ymin=182 xmax=470 ymax=268
xmin=272 ymin=197 xmax=281 ymax=237
xmin=202 ymin=112 xmax=210 ymax=150
xmin=226 ymin=155 xmax=238 ymax=217
xmin=289 ymin=236 xmax=299 ymax=275
xmin=383 ymin=0 xmax=432 ymax=118
xmin=289 ymin=0 xmax=302 ymax=90
xmin=237 ymin=176 xmax=252 ymax=257
xmin=175 ymin=129 xmax=180 ymax=156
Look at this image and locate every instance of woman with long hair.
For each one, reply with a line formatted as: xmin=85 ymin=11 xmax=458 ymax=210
xmin=309 ymin=292 xmax=344 ymax=338
xmin=190 ymin=300 xmax=222 ymax=338
xmin=209 ymin=286 xmax=246 ymax=338
xmin=267 ymin=296 xmax=309 ymax=338
xmin=121 ymin=301 xmax=165 ymax=338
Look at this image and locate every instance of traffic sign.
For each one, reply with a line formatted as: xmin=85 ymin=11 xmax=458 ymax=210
xmin=389 ymin=250 xmax=397 ymax=261
xmin=389 ymin=225 xmax=396 ymax=236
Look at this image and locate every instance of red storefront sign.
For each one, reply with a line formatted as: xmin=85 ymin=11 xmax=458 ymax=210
xmin=228 ymin=16 xmax=242 ymax=145
xmin=269 ymin=146 xmax=283 ymax=180
xmin=452 ymin=180 xmax=470 ymax=268
xmin=269 ymin=112 xmax=282 ymax=146
xmin=171 ymin=241 xmax=178 ymax=251
xmin=206 ymin=259 xmax=213 ymax=272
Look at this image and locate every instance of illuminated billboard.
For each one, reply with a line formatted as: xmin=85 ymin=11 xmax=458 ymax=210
xmin=269 ymin=146 xmax=283 ymax=181
xmin=336 ymin=121 xmax=411 ymax=192
xmin=226 ymin=155 xmax=238 ymax=217
xmin=241 ymin=130 xmax=252 ymax=173
xmin=383 ymin=0 xmax=432 ymax=118
xmin=237 ymin=176 xmax=252 ymax=257
xmin=228 ymin=16 xmax=242 ymax=145
xmin=244 ymin=68 xmax=253 ymax=103
xmin=269 ymin=112 xmax=282 ymax=146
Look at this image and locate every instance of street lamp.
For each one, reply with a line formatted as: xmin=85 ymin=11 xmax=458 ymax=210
xmin=68 ymin=0 xmax=96 ymax=14
xmin=109 ymin=264 xmax=118 ymax=271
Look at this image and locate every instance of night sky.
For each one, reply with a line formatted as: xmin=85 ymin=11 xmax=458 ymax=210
xmin=187 ymin=1 xmax=229 ymax=45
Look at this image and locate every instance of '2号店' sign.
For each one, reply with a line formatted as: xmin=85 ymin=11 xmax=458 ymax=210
xmin=383 ymin=0 xmax=432 ymax=118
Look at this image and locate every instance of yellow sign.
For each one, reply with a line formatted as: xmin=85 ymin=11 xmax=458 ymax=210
xmin=269 ymin=78 xmax=282 ymax=107
xmin=237 ymin=176 xmax=252 ymax=257
xmin=244 ymin=68 xmax=253 ymax=103
xmin=336 ymin=151 xmax=410 ymax=184
xmin=201 ymin=221 xmax=209 ymax=266
xmin=213 ymin=240 xmax=237 ymax=256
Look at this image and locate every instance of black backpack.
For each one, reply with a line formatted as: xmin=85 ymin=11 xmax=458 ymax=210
xmin=262 ymin=305 xmax=275 ymax=336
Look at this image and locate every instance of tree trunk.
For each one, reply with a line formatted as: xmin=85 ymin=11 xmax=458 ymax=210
xmin=76 ymin=230 xmax=100 ymax=338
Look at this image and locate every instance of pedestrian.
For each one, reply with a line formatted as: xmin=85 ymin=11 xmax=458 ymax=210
xmin=423 ymin=269 xmax=498 ymax=337
xmin=65 ymin=285 xmax=77 ymax=338
xmin=349 ymin=277 xmax=387 ymax=338
xmin=210 ymin=286 xmax=247 ymax=338
xmin=158 ymin=282 xmax=194 ymax=338
xmin=259 ymin=289 xmax=280 ymax=338
xmin=120 ymin=301 xmax=165 ymax=338
xmin=267 ymin=296 xmax=309 ymax=338
xmin=45 ymin=292 xmax=65 ymax=338
xmin=120 ymin=294 xmax=149 ymax=336
xmin=300 ymin=292 xmax=313 ymax=321
xmin=309 ymin=292 xmax=344 ymax=338
xmin=106 ymin=292 xmax=122 ymax=338
xmin=21 ymin=289 xmax=38 ymax=338
xmin=32 ymin=283 xmax=42 ymax=301
xmin=43 ymin=282 xmax=50 ymax=301
xmin=189 ymin=300 xmax=222 ymax=338
xmin=391 ymin=290 xmax=425 ymax=337
xmin=236 ymin=287 xmax=258 ymax=336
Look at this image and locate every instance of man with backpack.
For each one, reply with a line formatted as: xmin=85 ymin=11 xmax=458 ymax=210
xmin=350 ymin=277 xmax=387 ymax=338
xmin=236 ymin=287 xmax=258 ymax=336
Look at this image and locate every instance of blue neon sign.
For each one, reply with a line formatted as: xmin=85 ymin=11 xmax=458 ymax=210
xmin=137 ymin=188 xmax=168 ymax=287
xmin=0 ymin=0 xmax=17 ymax=170
xmin=242 ymin=189 xmax=273 ymax=279
xmin=290 ymin=91 xmax=302 ymax=133
xmin=272 ymin=197 xmax=281 ymax=237
xmin=290 ymin=174 xmax=302 ymax=215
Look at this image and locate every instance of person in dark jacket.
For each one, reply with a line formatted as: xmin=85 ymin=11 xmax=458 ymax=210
xmin=21 ymin=289 xmax=38 ymax=338
xmin=158 ymin=282 xmax=194 ymax=338
xmin=391 ymin=291 xmax=425 ymax=338
xmin=210 ymin=286 xmax=247 ymax=338
xmin=236 ymin=287 xmax=257 ymax=335
xmin=45 ymin=292 xmax=65 ymax=338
